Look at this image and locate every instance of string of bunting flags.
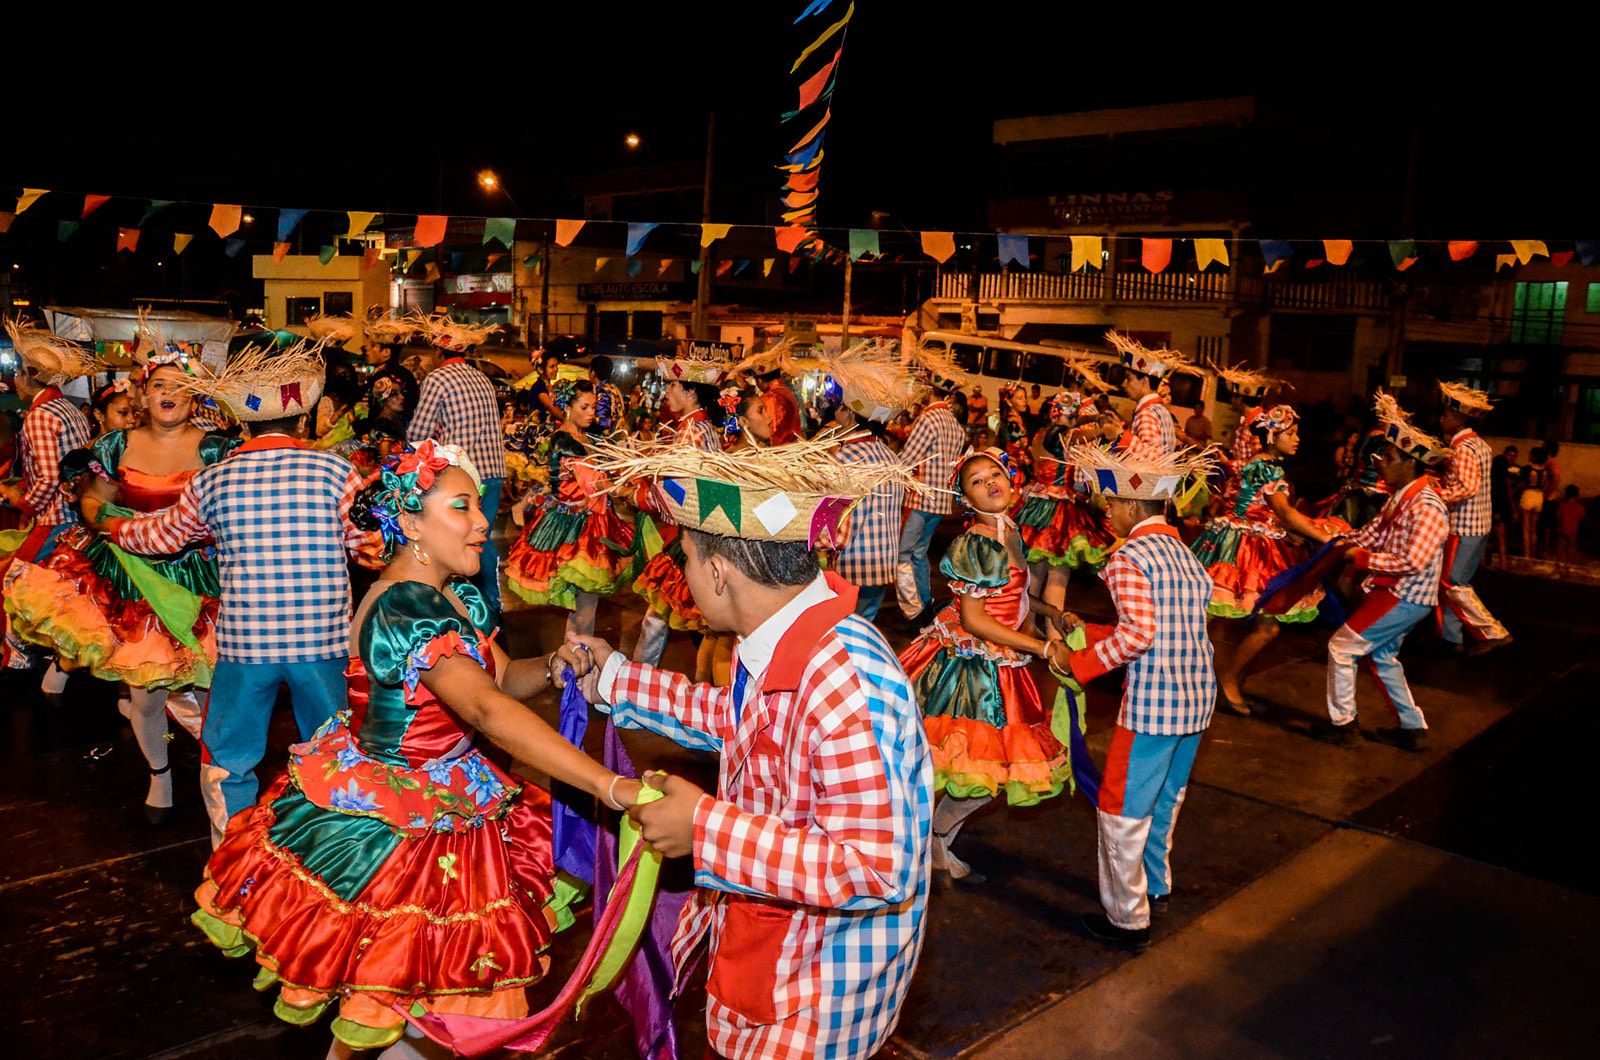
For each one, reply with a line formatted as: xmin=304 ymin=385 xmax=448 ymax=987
xmin=776 ymin=0 xmax=854 ymax=259
xmin=5 ymin=186 xmax=1599 ymax=275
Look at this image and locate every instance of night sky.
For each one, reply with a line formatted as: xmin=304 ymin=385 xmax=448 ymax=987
xmin=3 ymin=8 xmax=1591 ymax=307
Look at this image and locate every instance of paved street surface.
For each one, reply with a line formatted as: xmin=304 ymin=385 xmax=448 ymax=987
xmin=3 ymin=546 xmax=1596 ymax=1059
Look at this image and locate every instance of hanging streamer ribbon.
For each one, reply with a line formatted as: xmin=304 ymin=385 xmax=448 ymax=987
xmin=1046 ymin=626 xmax=1101 ymax=805
xmin=551 ymin=670 xmax=597 ymax=881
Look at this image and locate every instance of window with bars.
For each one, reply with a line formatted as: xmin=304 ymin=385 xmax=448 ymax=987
xmin=1510 ymin=282 xmax=1567 ymax=344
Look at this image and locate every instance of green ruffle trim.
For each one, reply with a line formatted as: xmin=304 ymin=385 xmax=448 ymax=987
xmin=508 ymin=554 xmax=630 ymax=612
xmin=937 ymin=766 xmax=1071 ymax=808
xmin=330 ymin=1016 xmax=404 ymax=1050
xmin=1025 ymin=534 xmax=1109 ymax=570
xmin=191 ymin=907 xmax=254 ymax=958
xmin=545 ymin=870 xmax=588 ymax=934
xmin=1206 ymin=600 xmax=1320 ymax=624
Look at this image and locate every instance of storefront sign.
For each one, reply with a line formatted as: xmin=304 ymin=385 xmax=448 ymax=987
xmin=677 ymin=339 xmax=743 ymax=359
xmin=578 ymin=281 xmax=693 ymax=302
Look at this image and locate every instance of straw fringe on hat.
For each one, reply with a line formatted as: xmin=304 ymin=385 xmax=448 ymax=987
xmin=1209 ymin=358 xmax=1284 ymax=400
xmin=1070 ymin=442 xmax=1216 ymax=500
xmin=1373 ymin=389 xmax=1451 ymax=466
xmin=1106 ymin=330 xmax=1193 ymax=380
xmin=905 ymin=340 xmax=977 ymax=391
xmin=174 ymin=339 xmax=326 ymax=422
xmin=732 ymin=339 xmax=826 ymax=379
xmin=1063 ymin=352 xmax=1115 ymax=393
xmin=419 ymin=312 xmax=500 ymax=352
xmin=1439 ymin=379 xmax=1493 ymax=417
xmin=5 ymin=318 xmax=108 ymax=384
xmin=586 ymin=430 xmax=922 ymax=548
xmin=657 ymin=339 xmax=737 ymax=384
xmin=824 ymin=341 xmax=924 ymax=422
xmin=305 ymin=313 xmax=364 ymax=346
xmin=364 ymin=308 xmax=421 ymax=345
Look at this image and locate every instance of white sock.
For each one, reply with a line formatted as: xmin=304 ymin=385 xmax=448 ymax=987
xmin=128 ymin=687 xmax=173 ymax=808
xmin=41 ymin=662 xmax=69 ymax=694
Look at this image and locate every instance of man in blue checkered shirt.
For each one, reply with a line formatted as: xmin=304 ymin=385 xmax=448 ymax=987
xmin=895 ymin=388 xmax=967 ymax=621
xmin=102 ymin=369 xmax=382 ymax=844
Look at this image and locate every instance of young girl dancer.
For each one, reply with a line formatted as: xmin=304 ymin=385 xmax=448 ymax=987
xmin=899 ymin=448 xmax=1073 ymax=881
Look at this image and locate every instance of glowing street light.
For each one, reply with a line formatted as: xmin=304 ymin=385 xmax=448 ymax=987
xmin=624 ymin=133 xmax=641 ymax=148
xmin=479 ymin=170 xmax=499 ymax=189
xmin=242 ymin=213 xmax=255 ymax=224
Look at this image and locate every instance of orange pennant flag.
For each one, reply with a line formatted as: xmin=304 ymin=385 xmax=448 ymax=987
xmin=1141 ymin=238 xmax=1173 ymax=273
xmin=116 ymin=227 xmax=139 ymax=253
xmin=797 ymin=46 xmax=842 ymax=110
xmin=1264 ymin=259 xmax=1286 ymax=275
xmin=716 ymin=259 xmax=734 ymax=276
xmin=921 ymin=231 xmax=956 ymax=263
xmin=1323 ymin=239 xmax=1353 ymax=266
xmin=787 ymin=108 xmax=831 ymax=154
xmin=82 ymin=194 xmax=112 ymax=219
xmin=1396 ymin=256 xmax=1418 ymax=272
xmin=786 ymin=167 xmax=821 ymax=193
xmin=209 ymin=203 xmax=243 ymax=238
xmin=363 ymin=247 xmax=382 ymax=272
xmin=784 ymin=189 xmax=818 ymax=211
xmin=1194 ymin=238 xmax=1230 ymax=271
xmin=347 ymin=211 xmax=378 ymax=239
xmin=15 ymin=189 xmax=48 ymax=214
xmin=775 ymin=226 xmax=809 ymax=253
xmin=594 ymin=257 xmax=611 ymax=272
xmin=658 ymin=259 xmax=673 ymax=276
xmin=0 ymin=211 xmax=14 ymax=234
xmin=485 ymin=253 xmax=504 ymax=270
xmin=700 ymin=223 xmax=733 ymax=247
xmin=1447 ymin=241 xmax=1478 ymax=261
xmin=172 ymin=233 xmax=193 ymax=255
xmin=555 ymin=219 xmax=585 ymax=247
xmin=414 ymin=215 xmax=448 ymax=247
xmin=273 ymin=241 xmax=290 ymax=263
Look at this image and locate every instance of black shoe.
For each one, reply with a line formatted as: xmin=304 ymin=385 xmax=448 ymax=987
xmin=1372 ymin=726 xmax=1429 ymax=753
xmin=1464 ymin=634 xmax=1513 ymax=658
xmin=1148 ymin=893 xmax=1170 ymax=916
xmin=143 ymin=762 xmax=173 ymax=825
xmin=1218 ymin=691 xmax=1251 ymax=717
xmin=1082 ymin=912 xmax=1150 ymax=952
xmin=1309 ymin=717 xmax=1362 ymax=748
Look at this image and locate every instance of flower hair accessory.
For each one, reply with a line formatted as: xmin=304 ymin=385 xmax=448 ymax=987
xmin=367 ymin=441 xmax=483 ymax=557
xmin=718 ymin=385 xmax=747 ymax=440
xmin=1047 ymin=391 xmax=1081 ymax=423
xmin=552 ymin=379 xmax=579 ymax=412
xmin=1259 ymin=404 xmax=1298 ymax=438
xmin=94 ymin=377 xmax=132 ymax=406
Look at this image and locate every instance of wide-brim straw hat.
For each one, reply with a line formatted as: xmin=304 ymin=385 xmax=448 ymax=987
xmin=658 ymin=340 xmax=737 ymax=385
xmin=1374 ymin=389 xmax=1451 ymax=466
xmin=5 ymin=319 xmax=108 ymax=384
xmin=1439 ymin=379 xmax=1493 ymax=418
xmin=175 ymin=339 xmax=326 ymax=422
xmin=1107 ymin=329 xmax=1193 ymax=380
xmin=1071 ymin=442 xmax=1215 ymax=500
xmin=825 ymin=341 xmax=924 ymax=423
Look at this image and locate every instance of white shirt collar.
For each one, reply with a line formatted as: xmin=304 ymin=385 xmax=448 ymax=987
xmin=1130 ymin=514 xmax=1168 ymax=534
xmin=1136 ymin=393 xmax=1162 ymax=410
xmin=735 ymin=572 xmax=835 ymax=681
xmin=1450 ymin=428 xmax=1475 ymax=445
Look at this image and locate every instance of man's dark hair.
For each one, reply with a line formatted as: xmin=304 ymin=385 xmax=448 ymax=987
xmin=589 ymin=356 xmax=614 ymax=382
xmin=246 ymin=413 xmax=305 ymax=437
xmin=683 ymin=380 xmax=722 ymax=412
xmin=1531 ymin=446 xmax=1547 ymax=463
xmin=1565 ymin=484 xmax=1579 ymax=499
xmin=1123 ymin=497 xmax=1166 ymax=520
xmin=946 ymin=390 xmax=968 ymax=422
xmin=684 ymin=527 xmax=819 ymax=588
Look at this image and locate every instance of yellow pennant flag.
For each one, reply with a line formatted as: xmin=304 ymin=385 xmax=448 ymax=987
xmin=1264 ymin=259 xmax=1286 ymax=275
xmin=1495 ymin=254 xmax=1518 ymax=272
xmin=172 ymin=233 xmax=194 ymax=255
xmin=424 ymin=262 xmax=441 ymax=283
xmin=555 ymin=219 xmax=585 ymax=247
xmin=1510 ymin=240 xmax=1549 ymax=265
xmin=762 ymin=258 xmax=775 ymax=277
xmin=700 ymin=223 xmax=733 ymax=247
xmin=1323 ymin=239 xmax=1353 ymax=266
xmin=347 ymin=211 xmax=378 ymax=239
xmin=1070 ymin=235 xmax=1103 ymax=272
xmin=594 ymin=257 xmax=611 ymax=272
xmin=15 ymin=188 xmax=49 ymax=214
xmin=791 ymin=1 xmax=855 ymax=72
xmin=1194 ymin=238 xmax=1230 ymax=270
xmin=405 ymin=250 xmax=422 ymax=270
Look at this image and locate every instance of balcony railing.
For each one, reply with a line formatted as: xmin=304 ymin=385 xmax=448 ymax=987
xmin=935 ymin=269 xmax=1387 ymax=312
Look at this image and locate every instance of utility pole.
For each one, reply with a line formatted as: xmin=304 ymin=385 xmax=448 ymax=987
xmin=693 ymin=112 xmax=716 ymax=341
xmin=1384 ymin=121 xmax=1423 ymax=389
xmin=841 ymin=256 xmax=852 ymax=349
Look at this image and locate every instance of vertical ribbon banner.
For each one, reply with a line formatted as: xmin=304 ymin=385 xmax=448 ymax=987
xmin=996 ymin=233 xmax=1029 ymax=269
xmin=81 ymin=194 xmax=111 ymax=219
xmin=555 ymin=219 xmax=586 ymax=247
xmin=483 ymin=217 xmax=516 ymax=249
xmin=1324 ymin=239 xmax=1354 ymax=266
xmin=921 ymin=231 xmax=956 ymax=263
xmin=209 ymin=204 xmax=243 ymax=238
xmin=626 ymin=222 xmax=659 ymax=258
xmin=117 ymin=228 xmax=140 ymax=253
xmin=414 ymin=215 xmax=448 ymax=248
xmin=346 ymin=211 xmax=378 ymax=239
xmin=1068 ymin=235 xmax=1101 ymax=272
xmin=1194 ymin=238 xmax=1230 ymax=271
xmin=1141 ymin=238 xmax=1173 ymax=273
xmin=1388 ymin=240 xmax=1418 ymax=271
xmin=848 ymin=229 xmax=879 ymax=261
xmin=277 ymin=208 xmax=309 ymax=243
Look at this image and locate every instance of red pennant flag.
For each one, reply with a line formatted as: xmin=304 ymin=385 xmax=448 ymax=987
xmin=775 ymin=226 xmax=808 ymax=253
xmin=1551 ymin=251 xmax=1574 ymax=268
xmin=786 ymin=167 xmax=821 ymax=193
xmin=797 ymin=45 xmax=842 ymax=110
xmin=1305 ymin=258 xmax=1325 ymax=269
xmin=116 ymin=227 xmax=140 ymax=253
xmin=1396 ymin=256 xmax=1418 ymax=272
xmin=273 ymin=241 xmax=290 ymax=263
xmin=0 ymin=211 xmax=16 ymax=234
xmin=281 ymin=381 xmax=303 ymax=409
xmin=363 ymin=247 xmax=382 ymax=272
xmin=658 ymin=259 xmax=673 ymax=276
xmin=1141 ymin=238 xmax=1172 ymax=273
xmin=82 ymin=194 xmax=112 ymax=219
xmin=414 ymin=215 xmax=448 ymax=247
xmin=716 ymin=259 xmax=734 ymax=276
xmin=789 ymin=255 xmax=801 ymax=274
xmin=1447 ymin=241 xmax=1478 ymax=262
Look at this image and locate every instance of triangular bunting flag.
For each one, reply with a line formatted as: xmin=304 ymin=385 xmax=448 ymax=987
xmin=483 ymin=217 xmax=516 ymax=249
xmin=137 ymin=200 xmax=174 ymax=226
xmin=716 ymin=259 xmax=734 ymax=276
xmin=1069 ymin=235 xmax=1101 ymax=272
xmin=318 ymin=245 xmax=337 ymax=265
xmin=999 ymin=233 xmax=1030 ymax=269
xmin=1194 ymin=238 xmax=1229 ymax=271
xmin=1447 ymin=240 xmax=1478 ymax=262
xmin=57 ymin=220 xmax=79 ymax=242
xmin=658 ymin=259 xmax=673 ymax=276
xmin=82 ymin=194 xmax=111 ymax=219
xmin=273 ymin=242 xmax=291 ymax=263
xmin=775 ymin=226 xmax=809 ymax=253
xmin=1551 ymin=251 xmax=1574 ymax=268
xmin=555 ymin=219 xmax=585 ymax=247
xmin=627 ymin=258 xmax=643 ymax=277
xmin=594 ymin=257 xmax=611 ymax=272
xmin=1510 ymin=240 xmax=1549 ymax=265
xmin=224 ymin=238 xmax=246 ymax=258
xmin=15 ymin=189 xmax=49 ymax=214
xmin=735 ymin=259 xmax=752 ymax=275
xmin=1305 ymin=258 xmax=1325 ymax=269
xmin=786 ymin=168 xmax=821 ymax=193
xmin=789 ymin=256 xmax=801 ymax=274
xmin=797 ymin=45 xmax=842 ymax=111
xmin=1260 ymin=240 xmax=1293 ymax=268
xmin=700 ymin=223 xmax=733 ymax=247
xmin=173 ymin=233 xmax=193 ymax=255
xmin=414 ymin=215 xmax=448 ymax=247
xmin=424 ymin=262 xmax=441 ymax=283
xmin=485 ymin=252 xmax=504 ymax=270
xmin=277 ymin=208 xmax=309 ymax=243
xmin=697 ymin=478 xmax=743 ymax=532
xmin=0 ymin=212 xmax=15 ymax=234
xmin=209 ymin=204 xmax=243 ymax=238
xmin=690 ymin=259 xmax=704 ymax=275
xmin=364 ymin=247 xmax=382 ymax=272
xmin=1324 ymin=239 xmax=1354 ymax=266
xmin=1576 ymin=241 xmax=1600 ymax=267
xmin=281 ymin=381 xmax=303 ymax=409
xmin=790 ymin=1 xmax=854 ymax=73
xmin=763 ymin=258 xmax=775 ymax=277
xmin=347 ymin=211 xmax=378 ymax=239
xmin=116 ymin=227 xmax=139 ymax=253
xmin=626 ymin=222 xmax=659 ymax=257
xmin=848 ymin=229 xmax=879 ymax=261
xmin=1142 ymin=238 xmax=1173 ymax=273
xmin=1388 ymin=240 xmax=1417 ymax=270
xmin=1495 ymin=254 xmax=1518 ymax=272
xmin=1264 ymin=259 xmax=1286 ymax=275
xmin=921 ymin=231 xmax=956 ymax=263
xmin=405 ymin=250 xmax=422 ymax=270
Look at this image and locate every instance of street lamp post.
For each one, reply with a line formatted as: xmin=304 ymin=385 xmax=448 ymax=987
xmin=627 ymin=116 xmax=716 ymax=341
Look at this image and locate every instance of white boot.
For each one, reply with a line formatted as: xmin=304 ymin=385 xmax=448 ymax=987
xmin=41 ymin=662 xmax=69 ymax=695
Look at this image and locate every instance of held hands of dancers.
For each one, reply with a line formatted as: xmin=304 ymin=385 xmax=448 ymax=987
xmin=627 ymin=770 xmax=706 ymax=859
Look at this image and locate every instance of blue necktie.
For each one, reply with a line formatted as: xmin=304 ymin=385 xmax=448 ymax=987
xmin=732 ymin=660 xmax=750 ymax=727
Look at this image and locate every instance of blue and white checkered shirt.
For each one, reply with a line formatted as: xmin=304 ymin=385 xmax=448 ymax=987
xmin=408 ymin=359 xmax=507 ymax=480
xmin=107 ymin=439 xmax=379 ymax=663
xmin=899 ymin=403 xmax=965 ymax=515
xmin=834 ymin=437 xmax=905 ymax=587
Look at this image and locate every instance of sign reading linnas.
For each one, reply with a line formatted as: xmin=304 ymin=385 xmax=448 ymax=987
xmin=1049 ymin=191 xmax=1176 ymax=225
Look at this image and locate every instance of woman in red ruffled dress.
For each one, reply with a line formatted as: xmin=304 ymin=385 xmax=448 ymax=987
xmin=192 ymin=443 xmax=642 ymax=1056
xmin=4 ymin=359 xmax=233 ymax=820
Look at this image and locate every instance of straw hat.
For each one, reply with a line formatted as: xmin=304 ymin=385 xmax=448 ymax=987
xmin=4 ymin=319 xmax=107 ymax=385
xmin=1209 ymin=359 xmax=1283 ymax=400
xmin=1070 ymin=442 xmax=1215 ymax=501
xmin=586 ymin=431 xmax=919 ymax=548
xmin=175 ymin=339 xmax=326 ymax=422
xmin=1106 ymin=330 xmax=1193 ymax=380
xmin=905 ymin=340 xmax=976 ymax=393
xmin=658 ymin=339 xmax=737 ymax=385
xmin=1438 ymin=380 xmax=1493 ymax=418
xmin=419 ymin=312 xmax=500 ymax=353
xmin=304 ymin=313 xmax=364 ymax=347
xmin=1373 ymin=389 xmax=1451 ymax=467
xmin=824 ymin=341 xmax=924 ymax=423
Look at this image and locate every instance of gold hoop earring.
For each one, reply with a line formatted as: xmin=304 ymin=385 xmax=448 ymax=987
xmin=411 ymin=540 xmax=430 ymax=566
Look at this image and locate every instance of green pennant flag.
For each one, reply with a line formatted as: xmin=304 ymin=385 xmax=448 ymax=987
xmin=484 ymin=216 xmax=516 ymax=249
xmin=522 ymin=254 xmax=542 ymax=269
xmin=696 ymin=478 xmax=742 ymax=532
xmin=57 ymin=220 xmax=79 ymax=242
xmin=319 ymin=245 xmax=337 ymax=265
xmin=137 ymin=199 xmax=175 ymax=226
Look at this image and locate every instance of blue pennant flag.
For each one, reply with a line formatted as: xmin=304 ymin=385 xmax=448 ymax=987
xmin=997 ymin=233 xmax=1029 ymax=269
xmin=277 ymin=208 xmax=308 ymax=243
xmin=627 ymin=258 xmax=643 ymax=276
xmin=626 ymin=222 xmax=659 ymax=258
xmin=1260 ymin=239 xmax=1293 ymax=267
xmin=1577 ymin=241 xmax=1600 ymax=267
xmin=662 ymin=478 xmax=687 ymax=504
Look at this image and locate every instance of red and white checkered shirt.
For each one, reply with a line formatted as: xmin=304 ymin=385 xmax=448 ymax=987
xmin=667 ymin=407 xmax=723 ymax=452
xmin=1129 ymin=394 xmax=1177 ymax=461
xmin=15 ymin=388 xmax=92 ymax=525
xmin=407 ymin=358 xmax=507 ymax=479
xmin=1435 ymin=428 xmax=1493 ymax=537
xmin=833 ymin=437 xmax=905 ymax=587
xmin=1231 ymin=405 xmax=1263 ymax=466
xmin=601 ymin=574 xmax=932 ymax=1060
xmin=900 ymin=402 xmax=965 ymax=515
xmin=1347 ymin=476 xmax=1449 ymax=606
